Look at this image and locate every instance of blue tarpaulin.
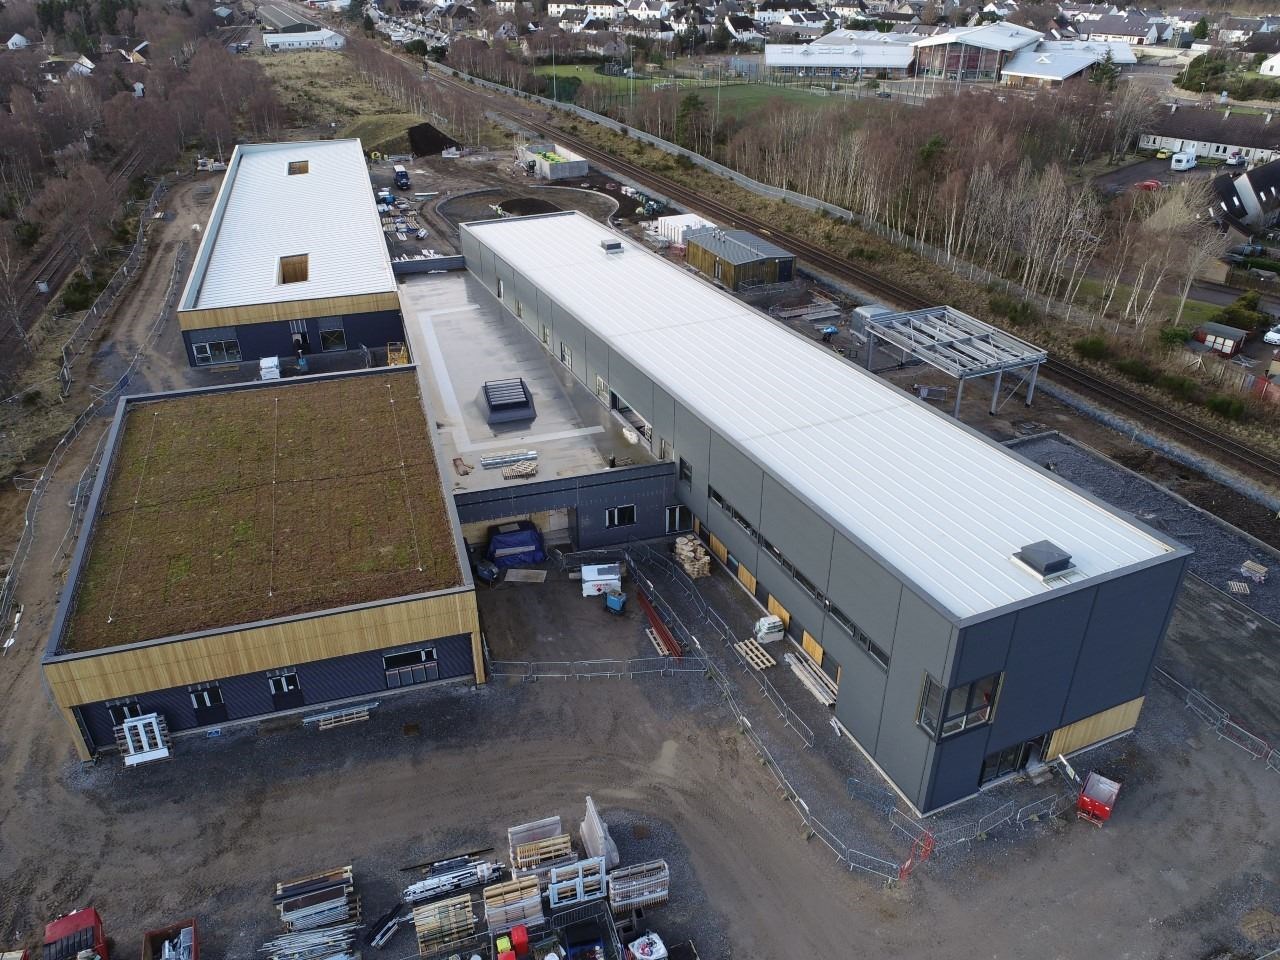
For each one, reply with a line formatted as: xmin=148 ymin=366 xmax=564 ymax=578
xmin=485 ymin=520 xmax=546 ymax=567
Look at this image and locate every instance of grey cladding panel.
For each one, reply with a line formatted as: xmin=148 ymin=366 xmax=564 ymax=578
xmin=874 ymin=589 xmax=953 ymax=809
xmin=1062 ymin=560 xmax=1182 ymax=724
xmin=705 ymin=504 xmax=760 ymax=573
xmin=952 ymin=616 xmax=1014 ymax=685
xmin=552 ymin=303 xmax=586 ymax=381
xmin=708 ymin=431 xmax=763 ymax=527
xmin=925 ymin=725 xmax=991 ymax=811
xmin=608 ymin=353 xmax=654 ymax=419
xmin=673 ymin=402 xmax=710 ymax=515
xmin=650 ymin=385 xmax=676 ymax=443
xmin=757 ymin=474 xmax=834 ymax=593
xmin=831 ymin=620 xmax=889 ymax=753
xmin=827 ymin=534 xmax=903 ymax=651
xmin=984 ymin=589 xmax=1092 ymax=753
xmin=752 ymin=549 xmax=826 ymax=643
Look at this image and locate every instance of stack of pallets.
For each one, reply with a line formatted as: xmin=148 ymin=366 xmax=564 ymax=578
xmin=275 ymin=866 xmax=360 ymax=931
xmin=607 ymin=860 xmax=670 ymax=914
xmin=482 ymin=876 xmax=544 ymax=934
xmin=412 ymin=894 xmax=476 ymax=956
xmin=674 ymin=536 xmax=711 ymax=579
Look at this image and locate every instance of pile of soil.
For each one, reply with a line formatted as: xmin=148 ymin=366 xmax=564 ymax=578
xmin=408 ymin=122 xmax=460 ymax=156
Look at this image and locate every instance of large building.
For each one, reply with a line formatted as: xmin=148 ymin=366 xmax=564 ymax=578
xmin=456 ymin=211 xmax=1189 ymax=814
xmin=177 ymin=140 xmax=402 ymax=369
xmin=764 ymin=30 xmax=918 ymax=78
xmin=43 ymin=369 xmax=481 ymax=761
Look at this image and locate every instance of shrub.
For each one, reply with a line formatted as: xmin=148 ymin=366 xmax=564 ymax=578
xmin=14 ymin=221 xmax=40 ymax=249
xmin=1206 ymin=394 xmax=1246 ymax=420
xmin=1158 ymin=325 xmax=1191 ymax=346
xmin=1156 ymin=374 xmax=1199 ymax=400
xmin=989 ymin=293 xmax=1038 ymax=327
xmin=61 ymin=272 xmax=100 ymax=311
xmin=1113 ymin=358 xmax=1157 ymax=383
xmin=1244 ymin=256 xmax=1280 ymax=274
xmin=1074 ymin=336 xmax=1111 ymax=361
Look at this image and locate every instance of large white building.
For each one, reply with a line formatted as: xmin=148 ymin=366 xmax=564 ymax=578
xmin=765 ymin=29 xmax=918 ymax=76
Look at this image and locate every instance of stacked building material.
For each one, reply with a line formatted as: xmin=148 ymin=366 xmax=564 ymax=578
xmin=260 ymin=924 xmax=361 ymax=960
xmin=403 ymin=859 xmax=503 ymax=905
xmin=482 ymin=876 xmax=543 ymax=934
xmin=607 ymin=860 xmax=670 ymax=914
xmin=512 ymin=834 xmax=576 ymax=877
xmin=547 ymin=858 xmax=606 ymax=909
xmin=674 ymin=537 xmax=710 ymax=579
xmin=579 ymin=796 xmax=619 ymax=869
xmin=275 ymin=867 xmax=359 ymax=930
xmin=412 ymin=894 xmax=476 ymax=957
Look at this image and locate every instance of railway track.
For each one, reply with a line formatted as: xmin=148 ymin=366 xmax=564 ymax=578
xmin=421 ymin=64 xmax=1280 ymax=486
xmin=3 ymin=148 xmax=145 ymax=358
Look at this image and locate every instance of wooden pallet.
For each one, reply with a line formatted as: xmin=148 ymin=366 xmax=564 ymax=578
xmin=646 ymin=627 xmax=669 ymax=657
xmin=734 ymin=638 xmax=776 ymax=670
xmin=482 ymin=875 xmax=543 ymax=932
xmin=513 ymin=834 xmax=573 ymax=871
xmin=1242 ymin=560 xmax=1269 ymax=583
xmin=501 ymin=459 xmax=538 ymax=479
xmin=1228 ymin=580 xmax=1251 ymax=595
xmin=413 ymin=894 xmax=475 ymax=956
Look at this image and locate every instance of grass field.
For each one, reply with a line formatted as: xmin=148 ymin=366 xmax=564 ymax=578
xmin=258 ymin=51 xmax=420 ymax=153
xmin=64 ymin=372 xmax=461 ymax=652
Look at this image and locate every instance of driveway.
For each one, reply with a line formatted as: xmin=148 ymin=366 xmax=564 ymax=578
xmin=1092 ymin=156 xmax=1216 ymax=195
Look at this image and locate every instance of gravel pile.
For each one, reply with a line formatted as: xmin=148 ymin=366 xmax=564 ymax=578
xmin=1009 ymin=434 xmax=1280 ymax=623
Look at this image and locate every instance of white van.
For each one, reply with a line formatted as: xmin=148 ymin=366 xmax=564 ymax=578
xmin=1170 ymin=151 xmax=1197 ymax=171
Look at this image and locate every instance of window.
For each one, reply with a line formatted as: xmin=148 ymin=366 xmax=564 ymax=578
xmin=279 ymin=254 xmax=309 ymax=284
xmin=269 ymin=671 xmax=304 ymax=708
xmin=384 ymin=648 xmax=438 ymax=687
xmin=918 ymin=672 xmax=1001 ymax=738
xmin=605 ymin=504 xmax=636 ymax=528
xmin=541 ymin=323 xmax=550 ymax=345
xmin=190 ymin=683 xmax=227 ymax=725
xmin=678 ymin=458 xmax=693 ymax=486
xmin=830 ymin=605 xmax=890 ymax=670
xmin=657 ymin=437 xmax=672 ymax=462
xmin=559 ymin=341 xmax=573 ymax=368
xmin=107 ymin=700 xmax=142 ymax=726
xmin=496 ymin=278 xmax=504 ymax=300
xmin=665 ymin=504 xmax=692 ymax=533
xmin=192 ymin=339 xmax=241 ymax=365
xmin=708 ymin=486 xmax=726 ymax=509
xmin=595 ymin=375 xmax=609 ymax=401
xmin=320 ymin=326 xmax=347 ymax=352
xmin=287 ymin=160 xmax=309 ymax=175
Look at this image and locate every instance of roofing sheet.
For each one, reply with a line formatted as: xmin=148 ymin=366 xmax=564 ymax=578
xmin=685 ymin=227 xmax=794 ymax=264
xmin=765 ymin=38 xmax=917 ymax=68
xmin=999 ymin=48 xmax=1098 ymax=80
xmin=913 ymin=22 xmax=1042 ymax=51
xmin=462 ymin=212 xmax=1174 ymax=620
xmin=181 ymin=140 xmax=395 ymax=311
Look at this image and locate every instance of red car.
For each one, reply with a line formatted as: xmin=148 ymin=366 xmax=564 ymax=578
xmin=1133 ymin=179 xmax=1164 ymax=192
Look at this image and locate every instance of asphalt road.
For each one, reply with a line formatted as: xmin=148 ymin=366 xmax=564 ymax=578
xmin=1190 ymin=280 xmax=1280 ymax=313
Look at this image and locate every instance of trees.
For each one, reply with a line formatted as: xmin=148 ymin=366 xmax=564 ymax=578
xmin=1192 ymin=16 xmax=1208 ymax=39
xmin=1088 ymin=50 xmax=1120 ymax=92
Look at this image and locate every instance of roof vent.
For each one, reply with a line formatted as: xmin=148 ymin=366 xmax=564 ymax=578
xmin=1014 ymin=540 xmax=1075 ymax=579
xmin=600 ymin=239 xmax=624 ymax=254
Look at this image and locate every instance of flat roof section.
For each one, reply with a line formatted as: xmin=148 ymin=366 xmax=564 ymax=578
xmin=62 ymin=372 xmax=462 ymax=653
xmin=179 ymin=139 xmax=395 ymax=315
xmin=398 ymin=271 xmax=656 ymax=494
xmin=462 ymin=212 xmax=1177 ymax=620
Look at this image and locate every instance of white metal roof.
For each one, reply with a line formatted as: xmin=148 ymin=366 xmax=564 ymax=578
xmin=463 ymin=212 xmax=1175 ymax=620
xmin=765 ymin=36 xmax=916 ymax=68
xmin=913 ymin=21 xmax=1042 ymax=51
xmin=1038 ymin=38 xmax=1137 ymax=63
xmin=1000 ymin=48 xmax=1098 ymax=80
xmin=180 ymin=139 xmax=395 ymax=313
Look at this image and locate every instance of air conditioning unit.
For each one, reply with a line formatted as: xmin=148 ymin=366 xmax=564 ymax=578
xmin=600 ymin=240 xmax=624 ymax=255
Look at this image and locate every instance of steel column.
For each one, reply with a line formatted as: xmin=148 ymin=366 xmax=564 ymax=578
xmin=990 ymin=368 xmax=1003 ymax=415
xmin=1026 ymin=363 xmax=1038 ymax=405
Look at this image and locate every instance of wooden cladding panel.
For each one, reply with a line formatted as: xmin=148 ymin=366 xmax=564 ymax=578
xmin=766 ymin=594 xmax=790 ymax=629
xmin=736 ymin=563 xmax=757 ymax=594
xmin=801 ymin=630 xmax=823 ymax=666
xmin=1045 ymin=696 xmax=1145 ymax=759
xmin=178 ymin=290 xmax=401 ymax=331
xmin=45 ymin=590 xmax=481 ymax=709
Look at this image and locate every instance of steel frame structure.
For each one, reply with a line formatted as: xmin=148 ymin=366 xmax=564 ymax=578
xmin=863 ymin=306 xmax=1048 ymax=416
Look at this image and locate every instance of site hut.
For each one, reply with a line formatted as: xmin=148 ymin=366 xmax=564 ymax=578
xmin=516 ymin=142 xmax=590 ymax=181
xmin=41 ymin=368 xmax=482 ymax=762
xmin=176 ymin=139 xmax=402 ymax=369
xmin=457 ymin=211 xmax=1190 ymax=815
xmin=256 ymin=2 xmax=321 ymax=31
xmin=683 ymin=227 xmax=796 ymax=291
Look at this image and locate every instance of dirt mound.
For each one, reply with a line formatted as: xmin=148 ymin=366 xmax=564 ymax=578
xmin=408 ymin=122 xmax=460 ymax=156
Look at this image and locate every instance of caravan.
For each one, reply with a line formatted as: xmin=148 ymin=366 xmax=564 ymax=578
xmin=1170 ymin=151 xmax=1197 ymax=171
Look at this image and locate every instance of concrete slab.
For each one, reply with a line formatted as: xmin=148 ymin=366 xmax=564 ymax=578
xmin=398 ymin=271 xmax=656 ymax=495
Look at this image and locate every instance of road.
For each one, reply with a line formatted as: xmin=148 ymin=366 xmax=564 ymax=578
xmin=1091 ymin=155 xmax=1215 ymax=195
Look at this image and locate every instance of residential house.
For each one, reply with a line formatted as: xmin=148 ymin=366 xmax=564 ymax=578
xmin=830 ymin=0 xmax=868 ymax=20
xmin=579 ymin=15 xmax=613 ymax=30
xmin=1262 ymin=52 xmax=1280 ymax=76
xmin=1210 ymin=159 xmax=1280 ymax=233
xmin=753 ymin=0 xmax=816 ymax=25
xmin=1217 ymin=16 xmax=1262 ymax=45
xmin=585 ymin=32 xmax=628 ymax=53
xmin=725 ymin=13 xmax=765 ymax=40
xmin=626 ymin=0 xmax=668 ymax=19
xmin=6 ymin=32 xmax=30 ymax=49
xmin=40 ymin=54 xmax=95 ymax=82
xmin=1078 ymin=14 xmax=1157 ymax=45
xmin=584 ymin=0 xmax=625 ymax=20
xmin=495 ymin=0 xmax=533 ymax=12
xmin=1140 ymin=105 xmax=1280 ymax=166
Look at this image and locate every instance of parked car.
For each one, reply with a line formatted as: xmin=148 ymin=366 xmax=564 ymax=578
xmin=1264 ymin=324 xmax=1280 ymax=345
xmin=1226 ymin=152 xmax=1246 ymax=167
xmin=1231 ymin=243 xmax=1265 ymax=257
xmin=1133 ymin=179 xmax=1163 ymax=191
xmin=1156 ymin=149 xmax=1171 ymax=159
xmin=1225 ymin=252 xmax=1248 ymax=265
xmin=875 ymin=90 xmax=891 ymax=98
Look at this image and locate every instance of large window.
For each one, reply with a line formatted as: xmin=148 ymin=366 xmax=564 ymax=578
xmin=918 ymin=672 xmax=1001 ymax=739
xmin=605 ymin=504 xmax=636 ymax=528
xmin=319 ymin=318 xmax=346 ymax=352
xmin=190 ymin=683 xmax=228 ymax=725
xmin=269 ymin=671 xmax=304 ymax=709
xmin=384 ymin=648 xmax=438 ymax=688
xmin=665 ymin=504 xmax=692 ymax=533
xmin=192 ymin=339 xmax=241 ymax=365
xmin=559 ymin=342 xmax=573 ymax=368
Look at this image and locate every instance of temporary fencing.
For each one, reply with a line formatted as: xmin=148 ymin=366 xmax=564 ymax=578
xmin=0 ymin=240 xmax=189 ymax=636
xmin=1155 ymin=666 xmax=1278 ymax=775
xmin=1015 ymin=792 xmax=1074 ymax=827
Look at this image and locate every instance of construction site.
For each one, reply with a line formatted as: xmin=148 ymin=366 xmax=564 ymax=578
xmin=1 ymin=132 xmax=1279 ymax=960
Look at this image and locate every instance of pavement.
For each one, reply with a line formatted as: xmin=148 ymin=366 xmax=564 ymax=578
xmin=1091 ymin=156 xmax=1216 ymax=195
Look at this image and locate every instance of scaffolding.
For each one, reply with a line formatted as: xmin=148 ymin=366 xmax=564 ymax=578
xmin=863 ymin=306 xmax=1047 ymax=417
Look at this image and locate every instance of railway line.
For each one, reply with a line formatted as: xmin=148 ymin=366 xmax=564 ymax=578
xmin=3 ymin=148 xmax=145 ymax=359
xmin=372 ymin=56 xmax=1280 ymax=487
